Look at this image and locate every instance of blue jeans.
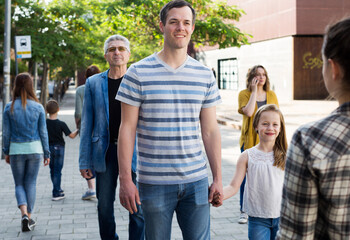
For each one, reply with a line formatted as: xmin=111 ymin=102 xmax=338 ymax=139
xmin=239 ymin=144 xmax=245 ymax=212
xmin=10 ymin=154 xmax=41 ymax=213
xmin=139 ymin=178 xmax=210 ymax=240
xmin=248 ymin=216 xmax=280 ymax=240
xmin=96 ymin=143 xmax=144 ymax=240
xmin=49 ymin=145 xmax=65 ymax=196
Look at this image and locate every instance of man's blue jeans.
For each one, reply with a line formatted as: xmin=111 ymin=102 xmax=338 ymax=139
xmin=49 ymin=145 xmax=65 ymax=196
xmin=96 ymin=143 xmax=144 ymax=240
xmin=248 ymin=216 xmax=280 ymax=240
xmin=139 ymin=178 xmax=210 ymax=240
xmin=10 ymin=154 xmax=41 ymax=213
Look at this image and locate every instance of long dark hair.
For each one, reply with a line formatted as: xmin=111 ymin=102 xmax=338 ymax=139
xmin=253 ymin=104 xmax=288 ymax=170
xmin=10 ymin=73 xmax=39 ymax=113
xmin=322 ymin=17 xmax=350 ymax=87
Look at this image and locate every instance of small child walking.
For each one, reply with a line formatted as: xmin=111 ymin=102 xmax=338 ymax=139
xmin=46 ymin=100 xmax=78 ymax=201
xmin=222 ymin=104 xmax=288 ymax=240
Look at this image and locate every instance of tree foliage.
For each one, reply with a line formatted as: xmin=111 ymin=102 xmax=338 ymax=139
xmin=1 ymin=0 xmax=250 ymax=100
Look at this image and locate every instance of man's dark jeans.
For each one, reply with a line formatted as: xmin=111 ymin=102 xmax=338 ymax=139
xmin=96 ymin=143 xmax=145 ymax=240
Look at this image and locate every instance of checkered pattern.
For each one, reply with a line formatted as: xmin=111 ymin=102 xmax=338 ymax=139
xmin=277 ymin=102 xmax=350 ymax=239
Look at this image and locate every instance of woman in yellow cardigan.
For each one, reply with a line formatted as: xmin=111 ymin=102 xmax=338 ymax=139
xmin=237 ymin=65 xmax=279 ymax=224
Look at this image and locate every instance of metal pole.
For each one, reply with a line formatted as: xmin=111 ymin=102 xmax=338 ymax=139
xmin=2 ymin=0 xmax=11 ymax=160
xmin=3 ymin=0 xmax=11 ymax=106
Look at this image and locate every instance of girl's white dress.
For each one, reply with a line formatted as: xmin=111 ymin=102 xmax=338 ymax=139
xmin=243 ymin=146 xmax=285 ymax=218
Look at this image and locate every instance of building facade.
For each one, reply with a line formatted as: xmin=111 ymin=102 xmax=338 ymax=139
xmin=198 ymin=0 xmax=350 ymax=102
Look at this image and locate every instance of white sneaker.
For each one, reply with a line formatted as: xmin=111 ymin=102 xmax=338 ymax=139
xmin=238 ymin=212 xmax=248 ymax=224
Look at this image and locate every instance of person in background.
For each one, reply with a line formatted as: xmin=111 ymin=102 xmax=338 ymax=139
xmin=237 ymin=65 xmax=279 ymax=224
xmin=222 ymin=104 xmax=287 ymax=239
xmin=277 ymin=17 xmax=350 ymax=239
xmin=46 ymin=100 xmax=79 ymax=201
xmin=79 ymin=34 xmax=144 ymax=240
xmin=2 ymin=73 xmax=50 ymax=232
xmin=75 ymin=65 xmax=100 ymax=200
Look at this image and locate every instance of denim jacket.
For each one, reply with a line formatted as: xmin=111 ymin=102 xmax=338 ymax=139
xmin=79 ymin=70 xmax=137 ymax=172
xmin=2 ymin=99 xmax=50 ymax=158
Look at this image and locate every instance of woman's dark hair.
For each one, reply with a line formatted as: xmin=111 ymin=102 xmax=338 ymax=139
xmin=85 ymin=65 xmax=100 ymax=79
xmin=11 ymin=73 xmax=39 ymax=113
xmin=160 ymin=0 xmax=196 ymax=25
xmin=246 ymin=65 xmax=270 ymax=92
xmin=79 ymin=65 xmax=101 ymax=86
xmin=322 ymin=17 xmax=350 ymax=85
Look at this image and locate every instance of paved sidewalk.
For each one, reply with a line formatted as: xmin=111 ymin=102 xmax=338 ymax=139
xmin=0 ymin=87 xmax=248 ymax=240
xmin=0 ymin=87 xmax=338 ymax=240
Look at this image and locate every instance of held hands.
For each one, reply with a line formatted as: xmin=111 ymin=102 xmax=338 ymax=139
xmin=208 ymin=181 xmax=223 ymax=207
xmin=119 ymin=179 xmax=141 ymax=214
xmin=80 ymin=169 xmax=93 ymax=179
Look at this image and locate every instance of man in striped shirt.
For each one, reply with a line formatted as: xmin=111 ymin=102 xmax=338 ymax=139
xmin=116 ymin=0 xmax=223 ymax=239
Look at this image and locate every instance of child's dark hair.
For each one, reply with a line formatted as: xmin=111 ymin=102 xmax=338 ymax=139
xmin=46 ymin=100 xmax=59 ymax=115
xmin=253 ymin=104 xmax=288 ymax=170
xmin=322 ymin=16 xmax=350 ymax=86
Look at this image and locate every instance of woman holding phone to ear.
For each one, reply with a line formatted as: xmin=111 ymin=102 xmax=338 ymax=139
xmin=237 ymin=65 xmax=279 ymax=224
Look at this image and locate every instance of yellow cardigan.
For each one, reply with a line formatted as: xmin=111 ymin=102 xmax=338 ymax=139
xmin=238 ymin=89 xmax=279 ymax=150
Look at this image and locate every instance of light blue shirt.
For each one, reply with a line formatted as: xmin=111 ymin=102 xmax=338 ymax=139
xmin=9 ymin=141 xmax=43 ymax=155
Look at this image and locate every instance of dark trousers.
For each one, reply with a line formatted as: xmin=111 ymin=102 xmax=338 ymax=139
xmin=49 ymin=145 xmax=65 ymax=196
xmin=96 ymin=143 xmax=145 ymax=240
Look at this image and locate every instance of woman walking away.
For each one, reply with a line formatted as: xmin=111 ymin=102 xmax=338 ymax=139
xmin=237 ymin=65 xmax=279 ymax=224
xmin=277 ymin=17 xmax=350 ymax=239
xmin=2 ymin=73 xmax=50 ymax=232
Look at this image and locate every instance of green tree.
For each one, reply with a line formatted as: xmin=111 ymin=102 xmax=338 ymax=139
xmin=104 ymin=0 xmax=251 ymax=60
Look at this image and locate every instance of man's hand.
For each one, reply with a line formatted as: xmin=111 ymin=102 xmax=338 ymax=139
xmin=119 ymin=179 xmax=141 ymax=214
xmin=5 ymin=155 xmax=10 ymax=164
xmin=80 ymin=169 xmax=93 ymax=179
xmin=43 ymin=158 xmax=50 ymax=166
xmin=208 ymin=181 xmax=223 ymax=207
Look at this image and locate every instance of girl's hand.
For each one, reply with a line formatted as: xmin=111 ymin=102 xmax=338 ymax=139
xmin=44 ymin=158 xmax=50 ymax=166
xmin=5 ymin=155 xmax=10 ymax=164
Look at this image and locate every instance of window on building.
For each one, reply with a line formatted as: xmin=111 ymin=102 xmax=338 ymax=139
xmin=218 ymin=58 xmax=238 ymax=90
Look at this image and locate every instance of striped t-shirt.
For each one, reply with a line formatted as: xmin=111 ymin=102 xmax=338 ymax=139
xmin=116 ymin=53 xmax=221 ymax=185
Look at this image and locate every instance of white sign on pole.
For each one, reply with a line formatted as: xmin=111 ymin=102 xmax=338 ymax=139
xmin=15 ymin=35 xmax=32 ymax=59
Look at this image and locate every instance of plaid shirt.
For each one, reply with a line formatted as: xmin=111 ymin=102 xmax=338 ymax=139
xmin=277 ymin=102 xmax=350 ymax=240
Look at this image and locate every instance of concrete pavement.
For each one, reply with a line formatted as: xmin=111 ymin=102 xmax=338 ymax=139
xmin=0 ymin=87 xmax=247 ymax=240
xmin=0 ymin=87 xmax=338 ymax=239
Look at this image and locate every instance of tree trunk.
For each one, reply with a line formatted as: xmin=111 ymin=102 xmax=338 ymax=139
xmin=40 ymin=61 xmax=48 ymax=106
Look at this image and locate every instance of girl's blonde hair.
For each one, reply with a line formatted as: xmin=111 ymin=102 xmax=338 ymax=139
xmin=253 ymin=104 xmax=288 ymax=170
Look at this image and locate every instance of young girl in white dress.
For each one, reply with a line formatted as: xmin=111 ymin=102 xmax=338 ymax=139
xmin=223 ymin=104 xmax=288 ymax=240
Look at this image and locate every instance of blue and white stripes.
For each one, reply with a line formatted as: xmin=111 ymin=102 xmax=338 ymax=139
xmin=116 ymin=53 xmax=221 ymax=185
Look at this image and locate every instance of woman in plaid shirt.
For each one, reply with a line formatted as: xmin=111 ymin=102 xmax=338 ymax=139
xmin=277 ymin=17 xmax=350 ymax=239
